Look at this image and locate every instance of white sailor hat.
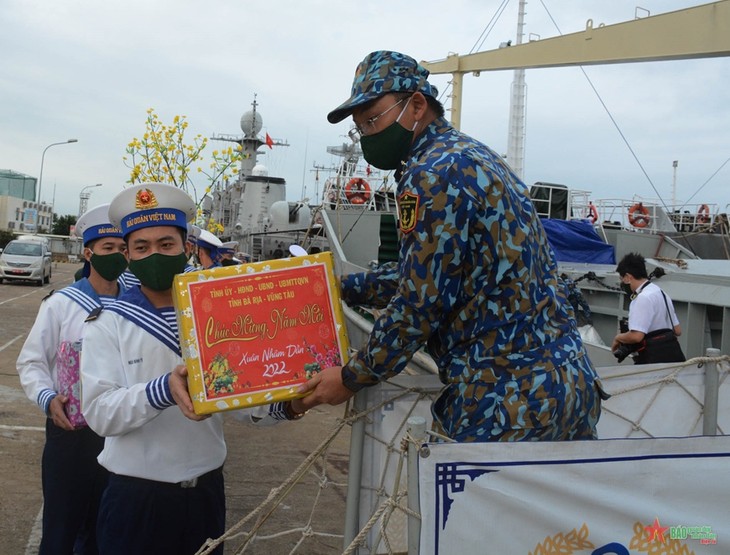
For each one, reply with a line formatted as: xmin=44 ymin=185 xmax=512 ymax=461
xmin=108 ymin=183 xmax=196 ymax=238
xmin=186 ymin=223 xmax=202 ymax=242
xmin=194 ymin=229 xmax=223 ymax=250
xmin=74 ymin=204 xmax=123 ymax=246
xmin=219 ymin=240 xmax=238 ymax=255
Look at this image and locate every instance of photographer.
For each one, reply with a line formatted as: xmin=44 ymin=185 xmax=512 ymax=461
xmin=612 ymin=253 xmax=685 ymax=364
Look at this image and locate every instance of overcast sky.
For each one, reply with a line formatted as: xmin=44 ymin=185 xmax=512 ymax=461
xmin=2 ymin=0 xmax=728 ymax=218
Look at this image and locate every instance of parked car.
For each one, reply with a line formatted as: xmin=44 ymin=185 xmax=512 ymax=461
xmin=0 ymin=238 xmax=52 ymax=286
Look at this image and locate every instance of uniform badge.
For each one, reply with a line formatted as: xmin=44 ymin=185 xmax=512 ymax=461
xmin=135 ymin=188 xmax=158 ymax=209
xmin=397 ymin=192 xmax=420 ymax=233
xmin=85 ymin=306 xmax=103 ymax=322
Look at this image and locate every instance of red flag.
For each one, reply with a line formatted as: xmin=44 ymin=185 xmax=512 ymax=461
xmin=265 ymin=133 xmax=273 ymax=149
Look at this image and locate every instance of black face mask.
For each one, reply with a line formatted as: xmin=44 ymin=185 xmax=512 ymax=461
xmin=128 ymin=252 xmax=188 ymax=291
xmin=360 ymin=120 xmax=415 ymax=170
xmin=89 ymin=252 xmax=128 ymax=282
xmin=359 ymin=96 xmax=417 ymax=170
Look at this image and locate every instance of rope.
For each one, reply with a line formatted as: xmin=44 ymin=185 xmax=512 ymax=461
xmin=192 ymin=383 xmax=438 ymax=554
xmin=653 ymin=256 xmax=688 ymax=269
xmin=602 ymin=355 xmax=729 ymax=383
xmin=194 ymin=355 xmax=728 ymax=553
xmin=599 ymin=355 xmax=728 ymax=439
xmin=196 ymin=418 xmax=348 ymax=555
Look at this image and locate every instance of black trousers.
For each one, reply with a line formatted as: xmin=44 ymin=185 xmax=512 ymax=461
xmin=39 ymin=419 xmax=107 ymax=555
xmin=96 ymin=467 xmax=225 ymax=555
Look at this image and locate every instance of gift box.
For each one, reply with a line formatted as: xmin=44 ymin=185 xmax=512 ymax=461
xmin=56 ymin=340 xmax=87 ymax=428
xmin=173 ymin=251 xmax=350 ymax=415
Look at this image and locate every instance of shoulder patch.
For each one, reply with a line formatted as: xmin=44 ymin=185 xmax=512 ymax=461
xmin=397 ymin=191 xmax=420 ymax=233
xmin=85 ymin=306 xmax=103 ymax=322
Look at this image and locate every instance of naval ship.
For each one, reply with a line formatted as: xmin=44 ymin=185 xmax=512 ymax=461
xmin=202 ymin=98 xmax=327 ymax=261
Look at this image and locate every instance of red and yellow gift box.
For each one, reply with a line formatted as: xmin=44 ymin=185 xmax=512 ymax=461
xmin=173 ymin=252 xmax=349 ymax=415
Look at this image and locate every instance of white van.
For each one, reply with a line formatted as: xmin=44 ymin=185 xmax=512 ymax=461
xmin=0 ymin=237 xmax=52 ymax=286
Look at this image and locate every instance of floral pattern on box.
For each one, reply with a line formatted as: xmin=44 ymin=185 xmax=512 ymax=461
xmin=56 ymin=340 xmax=86 ymax=428
xmin=173 ymin=252 xmax=350 ymax=415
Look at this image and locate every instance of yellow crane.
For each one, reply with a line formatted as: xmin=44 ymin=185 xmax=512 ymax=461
xmin=422 ymin=1 xmax=730 ymax=130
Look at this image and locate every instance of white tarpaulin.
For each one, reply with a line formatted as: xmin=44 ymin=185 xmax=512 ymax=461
xmin=419 ymin=436 xmax=729 ymax=554
xmin=596 ymin=361 xmax=729 ymax=438
xmin=357 ymin=360 xmax=728 ymax=553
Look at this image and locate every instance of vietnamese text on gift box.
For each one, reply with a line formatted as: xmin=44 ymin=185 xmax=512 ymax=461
xmin=173 ymin=252 xmax=350 ymax=415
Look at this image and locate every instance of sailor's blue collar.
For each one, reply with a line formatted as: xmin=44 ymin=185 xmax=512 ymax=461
xmin=108 ymin=286 xmax=180 ymax=356
xmin=117 ymin=284 xmax=167 ymax=313
xmin=58 ymin=277 xmax=106 ymax=314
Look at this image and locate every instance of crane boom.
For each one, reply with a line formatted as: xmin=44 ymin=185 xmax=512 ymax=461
xmin=422 ymin=1 xmax=730 ymax=129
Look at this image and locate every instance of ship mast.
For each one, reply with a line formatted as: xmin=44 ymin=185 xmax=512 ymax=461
xmin=506 ymin=0 xmax=528 ymax=179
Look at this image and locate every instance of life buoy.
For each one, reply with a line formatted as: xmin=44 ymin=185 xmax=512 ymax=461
xmin=697 ymin=204 xmax=710 ymax=225
xmin=585 ymin=202 xmax=599 ymax=224
xmin=628 ymin=202 xmax=651 ymax=228
xmin=345 ymin=178 xmax=371 ymax=204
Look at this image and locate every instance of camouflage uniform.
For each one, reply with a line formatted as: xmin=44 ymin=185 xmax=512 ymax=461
xmin=340 ymin=118 xmax=602 ymax=442
xmin=330 ymin=50 xmax=602 ymax=443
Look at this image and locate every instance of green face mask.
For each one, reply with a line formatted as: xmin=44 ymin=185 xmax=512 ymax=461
xmin=359 ymin=97 xmax=416 ymax=170
xmin=90 ymin=252 xmax=128 ymax=282
xmin=128 ymin=252 xmax=188 ymax=292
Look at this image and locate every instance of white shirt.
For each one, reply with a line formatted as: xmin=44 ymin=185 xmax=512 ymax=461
xmin=628 ymin=281 xmax=680 ymax=335
xmin=17 ymin=291 xmax=85 ymax=412
xmin=81 ymin=297 xmax=286 ymax=483
xmin=17 ymin=279 xmax=114 ymax=415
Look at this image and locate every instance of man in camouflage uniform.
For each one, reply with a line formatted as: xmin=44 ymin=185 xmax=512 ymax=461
xmin=299 ymin=50 xmax=604 ymax=442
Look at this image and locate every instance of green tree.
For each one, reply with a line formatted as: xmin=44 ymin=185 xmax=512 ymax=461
xmin=52 ymin=214 xmax=77 ymax=236
xmin=123 ymin=109 xmax=242 ymax=233
xmin=0 ymin=229 xmax=15 ymax=248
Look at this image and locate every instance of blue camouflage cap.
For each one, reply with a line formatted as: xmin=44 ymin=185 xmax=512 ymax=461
xmin=327 ymin=50 xmax=438 ymax=124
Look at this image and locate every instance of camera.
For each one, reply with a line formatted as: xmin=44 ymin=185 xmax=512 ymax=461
xmin=619 ymin=317 xmax=629 ymax=334
xmin=613 ymin=342 xmax=637 ymax=363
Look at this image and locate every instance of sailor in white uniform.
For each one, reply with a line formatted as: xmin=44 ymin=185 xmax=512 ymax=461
xmin=191 ymin=227 xmax=224 ymax=269
xmin=80 ymin=183 xmax=306 ymax=555
xmin=219 ymin=240 xmax=240 ymax=266
xmin=117 ymin=223 xmax=198 ymax=288
xmin=17 ymin=203 xmax=128 ymax=555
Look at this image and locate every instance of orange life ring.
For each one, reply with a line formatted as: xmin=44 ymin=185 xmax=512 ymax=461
xmin=628 ymin=202 xmax=651 ymax=228
xmin=345 ymin=178 xmax=371 ymax=204
xmin=697 ymin=204 xmax=710 ymax=225
xmin=585 ymin=202 xmax=599 ymax=224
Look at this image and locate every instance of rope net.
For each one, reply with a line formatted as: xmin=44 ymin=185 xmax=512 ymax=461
xmin=195 ymin=356 xmax=729 ymax=554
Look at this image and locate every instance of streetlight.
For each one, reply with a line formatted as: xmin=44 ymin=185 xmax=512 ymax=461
xmin=78 ymin=183 xmax=102 ymax=217
xmin=37 ymin=139 xmax=78 ymax=233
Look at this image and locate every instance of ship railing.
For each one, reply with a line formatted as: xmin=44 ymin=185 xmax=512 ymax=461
xmin=530 ymin=181 xmax=727 ymax=237
xmin=571 ymin=197 xmax=726 ymax=236
xmin=322 ymin=177 xmax=397 ymax=212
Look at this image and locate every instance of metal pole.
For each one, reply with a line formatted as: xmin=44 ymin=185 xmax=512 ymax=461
xmin=51 ymin=182 xmax=57 ymax=233
xmin=703 ymin=348 xmax=721 ymax=435
xmin=78 ymin=183 xmax=102 ymax=217
xmin=37 ymin=139 xmax=78 ymax=233
xmin=407 ymin=416 xmax=427 ymax=555
xmin=343 ymin=389 xmax=367 ymax=552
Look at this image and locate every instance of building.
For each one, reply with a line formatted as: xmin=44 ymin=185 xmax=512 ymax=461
xmin=0 ymin=169 xmax=53 ymax=233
